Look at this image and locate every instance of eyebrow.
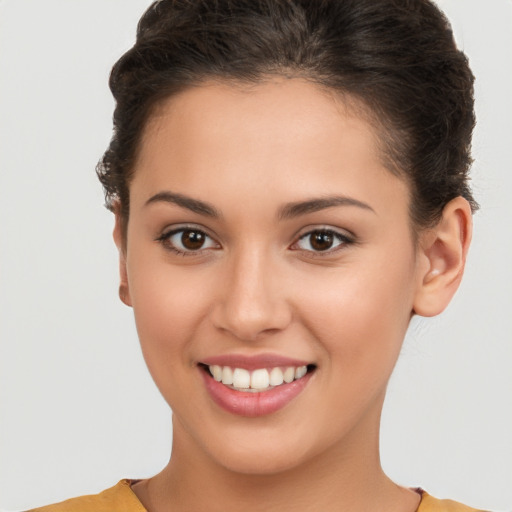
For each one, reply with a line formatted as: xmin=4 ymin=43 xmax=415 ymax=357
xmin=145 ymin=191 xmax=220 ymax=218
xmin=145 ymin=191 xmax=375 ymax=220
xmin=278 ymin=196 xmax=375 ymax=220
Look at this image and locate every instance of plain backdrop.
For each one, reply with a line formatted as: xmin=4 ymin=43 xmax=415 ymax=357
xmin=0 ymin=1 xmax=511 ymax=510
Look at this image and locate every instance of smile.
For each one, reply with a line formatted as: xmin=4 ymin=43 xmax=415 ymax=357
xmin=208 ymin=364 xmax=309 ymax=392
xmin=199 ymin=358 xmax=316 ymax=417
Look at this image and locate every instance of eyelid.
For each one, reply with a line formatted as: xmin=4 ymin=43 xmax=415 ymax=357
xmin=292 ymin=224 xmax=355 ymax=242
xmin=289 ymin=226 xmax=355 ymax=254
xmin=155 ymin=223 xmax=354 ymax=256
xmin=156 ymin=223 xmax=221 ymax=255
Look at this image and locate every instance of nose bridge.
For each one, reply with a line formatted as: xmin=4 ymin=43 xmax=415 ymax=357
xmin=213 ymin=243 xmax=291 ymax=340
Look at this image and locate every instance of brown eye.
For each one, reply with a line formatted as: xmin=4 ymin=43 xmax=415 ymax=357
xmin=181 ymin=229 xmax=206 ymax=250
xmin=310 ymin=231 xmax=334 ymax=251
xmin=293 ymin=229 xmax=351 ymax=254
xmin=158 ymin=227 xmax=219 ymax=254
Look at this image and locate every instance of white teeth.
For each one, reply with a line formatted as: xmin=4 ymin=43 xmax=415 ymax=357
xmin=283 ymin=367 xmax=295 ymax=383
xmin=211 ymin=365 xmax=222 ymax=382
xmin=269 ymin=367 xmax=284 ymax=386
xmin=208 ymin=364 xmax=311 ymax=391
xmin=221 ymin=366 xmax=233 ymax=385
xmin=251 ymin=369 xmax=270 ymax=390
xmin=232 ymin=368 xmax=251 ymax=389
xmin=295 ymin=365 xmax=307 ymax=379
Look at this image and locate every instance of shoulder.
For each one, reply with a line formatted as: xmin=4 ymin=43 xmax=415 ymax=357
xmin=418 ymin=490 xmax=489 ymax=512
xmin=25 ymin=480 xmax=146 ymax=512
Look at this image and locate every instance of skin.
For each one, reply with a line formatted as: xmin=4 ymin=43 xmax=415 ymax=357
xmin=113 ymin=78 xmax=472 ymax=512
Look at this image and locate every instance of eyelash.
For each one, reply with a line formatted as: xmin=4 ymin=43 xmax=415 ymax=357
xmin=155 ymin=226 xmax=354 ymax=257
xmin=155 ymin=226 xmax=219 ymax=256
xmin=291 ymin=228 xmax=354 ymax=256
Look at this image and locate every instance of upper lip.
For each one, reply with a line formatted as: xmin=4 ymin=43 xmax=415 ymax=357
xmin=200 ymin=353 xmax=313 ymax=371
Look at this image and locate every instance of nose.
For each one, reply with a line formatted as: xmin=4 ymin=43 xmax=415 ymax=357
xmin=211 ymin=247 xmax=292 ymax=342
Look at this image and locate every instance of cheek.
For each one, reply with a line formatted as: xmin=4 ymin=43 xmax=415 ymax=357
xmin=126 ymin=254 xmax=213 ymax=381
xmin=291 ymin=261 xmax=416 ymax=439
xmin=297 ymin=254 xmax=416 ymax=374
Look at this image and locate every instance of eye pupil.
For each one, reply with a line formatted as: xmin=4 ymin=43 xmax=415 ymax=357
xmin=310 ymin=231 xmax=333 ymax=251
xmin=181 ymin=230 xmax=205 ymax=250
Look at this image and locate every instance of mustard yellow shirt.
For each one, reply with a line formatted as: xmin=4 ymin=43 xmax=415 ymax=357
xmin=26 ymin=479 xmax=486 ymax=512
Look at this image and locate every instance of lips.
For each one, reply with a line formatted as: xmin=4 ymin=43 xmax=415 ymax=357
xmin=199 ymin=354 xmax=315 ymax=417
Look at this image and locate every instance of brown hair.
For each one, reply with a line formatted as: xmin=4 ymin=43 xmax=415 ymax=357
xmin=97 ymin=0 xmax=477 ymax=230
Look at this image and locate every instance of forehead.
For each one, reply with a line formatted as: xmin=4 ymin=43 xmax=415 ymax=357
xmin=142 ymin=78 xmax=374 ymax=142
xmin=131 ymin=78 xmax=409 ymax=219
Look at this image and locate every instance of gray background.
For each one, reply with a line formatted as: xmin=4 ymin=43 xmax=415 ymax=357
xmin=1 ymin=1 xmax=511 ymax=510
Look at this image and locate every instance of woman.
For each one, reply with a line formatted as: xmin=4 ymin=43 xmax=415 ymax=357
xmin=3 ymin=0 xmax=507 ymax=510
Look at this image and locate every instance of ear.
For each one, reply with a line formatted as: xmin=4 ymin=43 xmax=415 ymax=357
xmin=413 ymin=196 xmax=473 ymax=317
xmin=113 ymin=210 xmax=132 ymax=307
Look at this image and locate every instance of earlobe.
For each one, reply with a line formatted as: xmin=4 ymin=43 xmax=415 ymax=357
xmin=113 ymin=211 xmax=132 ymax=308
xmin=413 ymin=197 xmax=472 ymax=317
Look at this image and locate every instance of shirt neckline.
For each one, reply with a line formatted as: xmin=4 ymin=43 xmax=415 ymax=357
xmin=122 ymin=479 xmax=426 ymax=512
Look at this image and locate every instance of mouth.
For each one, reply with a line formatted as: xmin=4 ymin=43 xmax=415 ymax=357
xmin=198 ymin=358 xmax=316 ymax=417
xmin=199 ymin=363 xmax=316 ymax=393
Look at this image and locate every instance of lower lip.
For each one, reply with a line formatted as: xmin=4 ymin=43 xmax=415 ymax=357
xmin=200 ymin=368 xmax=313 ymax=417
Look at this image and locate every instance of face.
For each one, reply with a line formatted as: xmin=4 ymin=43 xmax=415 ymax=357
xmin=120 ymin=78 xmax=425 ymax=475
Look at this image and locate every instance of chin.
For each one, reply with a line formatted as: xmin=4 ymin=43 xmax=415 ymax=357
xmin=213 ymin=445 xmax=310 ymax=476
xmin=194 ymin=422 xmax=319 ymax=476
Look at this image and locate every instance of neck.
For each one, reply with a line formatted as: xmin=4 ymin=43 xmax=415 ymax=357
xmin=132 ymin=398 xmax=420 ymax=512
